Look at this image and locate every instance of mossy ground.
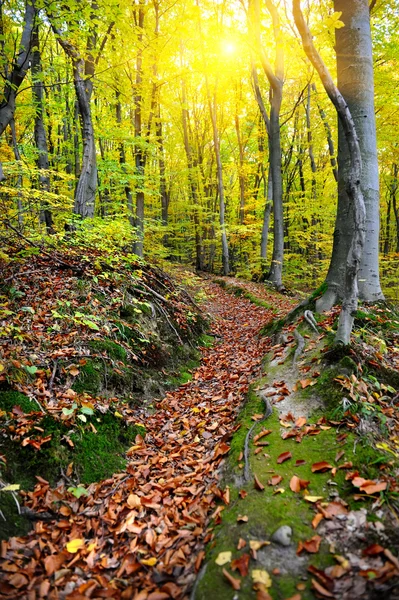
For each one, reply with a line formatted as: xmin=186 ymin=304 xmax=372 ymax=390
xmin=0 ymin=389 xmax=145 ymax=539
xmin=196 ymin=369 xmax=396 ymax=599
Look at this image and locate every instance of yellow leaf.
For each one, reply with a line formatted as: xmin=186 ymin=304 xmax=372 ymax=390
xmin=87 ymin=542 xmax=97 ymax=552
xmin=192 ymin=407 xmax=200 ymax=413
xmin=1 ymin=484 xmax=20 ymax=492
xmin=66 ymin=538 xmax=85 ymax=553
xmin=114 ymin=411 xmax=123 ymax=418
xmin=304 ymin=495 xmax=323 ymax=503
xmin=0 ymin=364 xmax=4 ymax=373
xmin=215 ymin=551 xmax=232 ymax=565
xmin=334 ymin=20 xmax=345 ymax=28
xmin=376 ymin=442 xmax=397 ymax=457
xmin=249 ymin=540 xmax=270 ymax=551
xmin=141 ymin=557 xmax=157 ymax=566
xmin=252 ymin=569 xmax=272 ymax=587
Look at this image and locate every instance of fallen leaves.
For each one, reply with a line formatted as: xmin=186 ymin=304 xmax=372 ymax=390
xmin=311 ymin=461 xmax=333 ymax=473
xmin=252 ymin=569 xmax=272 ymax=587
xmin=351 ymin=476 xmax=387 ymax=495
xmin=65 ymin=539 xmax=85 ymax=554
xmin=277 ymin=451 xmax=292 ymax=464
xmin=223 ymin=568 xmax=241 ymax=590
xmin=231 ymin=553 xmax=250 ymax=576
xmin=289 ymin=475 xmax=310 ymax=492
xmin=215 ymin=551 xmax=232 ymax=566
xmin=254 ymin=474 xmax=265 ymax=490
xmin=297 ymin=535 xmax=322 ymax=555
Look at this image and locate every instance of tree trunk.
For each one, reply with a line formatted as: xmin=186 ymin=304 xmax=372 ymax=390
xmin=0 ymin=1 xmax=36 ymax=136
xmin=9 ymin=119 xmax=23 ymax=228
xmin=115 ymin=91 xmax=134 ymax=220
xmin=72 ymin=57 xmax=97 ymax=217
xmin=181 ymin=68 xmax=204 ymax=271
xmin=293 ymin=0 xmax=366 ymax=345
xmin=132 ymin=3 xmax=146 ymax=257
xmin=208 ymin=89 xmax=230 ymax=275
xmin=250 ymin=0 xmax=284 ymax=289
xmin=155 ymin=104 xmax=170 ymax=246
xmin=32 ymin=24 xmax=54 ymax=233
xmin=316 ymin=0 xmax=383 ymax=310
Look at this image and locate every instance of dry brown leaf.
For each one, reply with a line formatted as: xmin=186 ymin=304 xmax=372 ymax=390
xmin=277 ymin=451 xmax=292 ymax=464
xmin=222 ymin=568 xmax=241 ymax=590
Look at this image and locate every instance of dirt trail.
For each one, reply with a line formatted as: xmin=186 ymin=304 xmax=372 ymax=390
xmin=0 ymin=282 xmax=293 ymax=599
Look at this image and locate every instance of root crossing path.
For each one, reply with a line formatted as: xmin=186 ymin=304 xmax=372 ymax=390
xmin=0 ymin=281 xmax=292 ymax=600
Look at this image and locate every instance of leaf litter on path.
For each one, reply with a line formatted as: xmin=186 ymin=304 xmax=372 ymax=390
xmin=0 ymin=280 xmax=290 ymax=599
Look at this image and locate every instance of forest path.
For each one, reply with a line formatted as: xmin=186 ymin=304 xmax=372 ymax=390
xmin=0 ymin=279 xmax=294 ymax=599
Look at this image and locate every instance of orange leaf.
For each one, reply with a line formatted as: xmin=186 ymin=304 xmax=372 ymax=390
xmin=290 ymin=475 xmax=309 ymax=493
xmin=277 ymin=451 xmax=292 ymax=464
xmin=254 ymin=474 xmax=265 ymax=491
xmin=295 ymin=416 xmax=307 ymax=428
xmin=299 ymin=379 xmax=313 ymax=389
xmin=237 ymin=538 xmax=247 ymax=550
xmin=268 ymin=475 xmax=283 ymax=486
xmin=231 ymin=553 xmax=250 ymax=577
xmin=360 ymin=481 xmax=387 ymax=494
xmin=312 ymin=513 xmax=324 ymax=529
xmin=311 ymin=461 xmax=333 ymax=473
xmin=222 ymin=568 xmax=241 ymax=590
xmin=297 ymin=535 xmax=322 ymax=555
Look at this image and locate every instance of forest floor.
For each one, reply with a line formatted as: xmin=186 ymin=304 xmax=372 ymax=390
xmin=0 ymin=255 xmax=399 ymax=599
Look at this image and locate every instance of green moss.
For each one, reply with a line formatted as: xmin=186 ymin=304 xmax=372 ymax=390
xmin=197 ymin=405 xmax=350 ymax=599
xmin=0 ymin=408 xmax=145 ymax=527
xmin=88 ymin=338 xmax=128 ymax=363
xmin=198 ymin=334 xmax=215 ymax=348
xmin=0 ymin=390 xmax=37 ymax=413
xmin=72 ymin=359 xmax=102 ymax=394
xmin=0 ymin=492 xmax=32 ymax=541
xmin=71 ymin=414 xmax=142 ymax=484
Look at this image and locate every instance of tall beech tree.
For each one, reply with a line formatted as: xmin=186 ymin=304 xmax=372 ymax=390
xmin=249 ymin=0 xmax=285 ymax=290
xmin=293 ymin=0 xmax=366 ymax=344
xmin=0 ymin=0 xmax=37 ymax=181
xmin=315 ymin=0 xmax=384 ymax=311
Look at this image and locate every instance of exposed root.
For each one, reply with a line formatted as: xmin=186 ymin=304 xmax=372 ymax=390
xmin=243 ymin=395 xmax=273 ymax=482
xmin=293 ymin=328 xmax=305 ymax=364
xmin=304 ymin=309 xmax=318 ymax=333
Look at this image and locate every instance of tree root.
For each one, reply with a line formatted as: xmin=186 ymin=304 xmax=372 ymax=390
xmin=293 ymin=329 xmax=305 ymax=364
xmin=243 ymin=396 xmax=273 ymax=482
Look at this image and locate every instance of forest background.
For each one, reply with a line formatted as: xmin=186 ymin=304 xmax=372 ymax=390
xmin=0 ymin=0 xmax=398 ymax=300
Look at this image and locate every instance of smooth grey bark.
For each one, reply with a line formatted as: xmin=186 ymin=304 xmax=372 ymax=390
xmin=10 ymin=119 xmax=23 ymax=227
xmin=252 ymin=67 xmax=272 ymax=263
xmin=32 ymin=24 xmax=54 ymax=233
xmin=316 ymin=0 xmax=383 ymax=310
xmin=48 ymin=22 xmax=97 ymax=218
xmin=293 ymin=0 xmax=366 ymax=345
xmin=261 ymin=165 xmax=273 ymax=260
xmin=0 ymin=0 xmax=36 ymax=178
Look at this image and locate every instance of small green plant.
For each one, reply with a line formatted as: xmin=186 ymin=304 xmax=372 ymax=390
xmin=62 ymin=403 xmax=94 ymax=423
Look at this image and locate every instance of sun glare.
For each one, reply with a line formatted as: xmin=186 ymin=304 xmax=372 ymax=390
xmin=221 ymin=40 xmax=237 ymax=56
